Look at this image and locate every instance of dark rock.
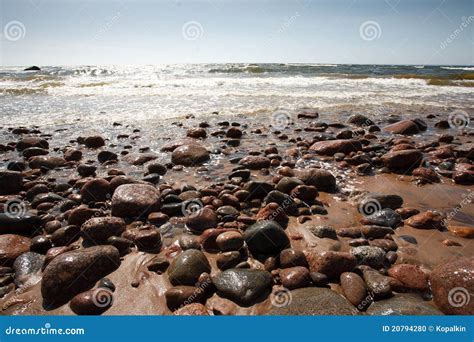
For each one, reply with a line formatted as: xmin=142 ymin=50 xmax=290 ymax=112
xmin=383 ymin=120 xmax=420 ymax=135
xmin=81 ymin=217 xmax=126 ymax=244
xmin=360 ymin=208 xmax=402 ymax=228
xmin=111 ymin=184 xmax=160 ymax=218
xmin=279 ymin=249 xmax=308 ymax=268
xmin=98 ymin=150 xmax=118 ymax=164
xmin=308 ymin=225 xmax=337 ymax=239
xmin=351 ymin=246 xmax=386 ymax=268
xmin=280 ymin=266 xmax=311 ymax=290
xmin=296 ymin=168 xmax=336 ymax=191
xmin=77 ymin=164 xmax=96 ymax=177
xmin=165 ymin=285 xmax=207 ymax=311
xmin=0 ymin=171 xmax=23 ymax=195
xmin=168 ymin=249 xmax=211 ymax=286
xmin=382 ymin=150 xmax=422 ymax=172
xmin=81 ymin=178 xmax=111 ymax=203
xmin=243 ymin=220 xmax=290 ymax=256
xmin=185 ymin=207 xmax=218 ymax=233
xmin=16 ymin=137 xmax=48 ymax=151
xmin=239 ymin=156 xmax=271 ymax=169
xmin=0 ymin=213 xmax=41 ymax=235
xmin=84 ymin=136 xmax=105 ymax=148
xmin=51 ymin=225 xmax=80 ymax=246
xmin=70 ymin=288 xmax=114 ymax=315
xmin=171 ymin=144 xmax=210 ymax=166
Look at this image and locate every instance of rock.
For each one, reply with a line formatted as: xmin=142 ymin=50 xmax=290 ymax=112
xmin=165 ymin=285 xmax=207 ymax=311
xmin=388 ymin=264 xmax=429 ymax=291
xmin=396 ymin=207 xmax=420 ymax=220
xmin=226 ymin=127 xmax=243 ymax=138
xmin=382 ymin=150 xmax=422 ymax=172
xmin=351 ymin=246 xmax=386 ymax=268
xmin=366 ymin=293 xmax=442 ymax=315
xmin=0 ymin=213 xmax=41 ymax=235
xmin=123 ymin=226 xmax=161 ymax=251
xmin=361 ymin=225 xmax=394 ymax=239
xmin=171 ymin=144 xmax=210 ymax=166
xmin=187 ymin=128 xmax=207 ymax=139
xmin=0 ymin=171 xmax=23 ymax=195
xmin=383 ymin=120 xmax=420 ymax=135
xmin=216 ymin=231 xmax=244 ymax=252
xmin=147 ymin=256 xmax=170 ymax=273
xmin=412 ymin=167 xmax=440 ymax=183
xmin=308 ymin=225 xmax=337 ymax=239
xmin=310 ymin=272 xmax=329 ymax=286
xmin=0 ymin=234 xmax=31 ymax=266
xmin=80 ymin=178 xmax=111 ymax=203
xmin=51 ymin=225 xmax=80 ymax=246
xmin=70 ymin=288 xmax=114 ymax=315
xmin=243 ymin=220 xmax=290 ymax=256
xmin=24 ymin=66 xmax=41 ymax=71
xmin=256 ymin=203 xmax=288 ymax=223
xmin=29 ymin=156 xmax=67 ymax=170
xmin=264 ymin=190 xmax=298 ymax=214
xmin=22 ymin=147 xmax=48 ymax=158
xmin=168 ymin=249 xmax=211 ymax=286
xmin=304 ymin=250 xmax=357 ymax=279
xmin=360 ymin=208 xmax=402 ymax=228
xmin=430 ymin=257 xmax=474 ymax=315
xmin=290 ymin=185 xmax=318 ymax=201
xmin=295 ymin=168 xmax=336 ymax=191
xmin=41 ymin=246 xmax=120 ymax=306
xmin=238 ymin=156 xmax=271 ymax=169
xmin=16 ymin=137 xmax=48 ymax=151
xmin=405 ymin=210 xmax=445 ymax=230
xmin=280 ymin=249 xmax=308 ymax=268
xmin=309 ymin=139 xmax=362 ymax=155
xmin=340 ymin=272 xmax=367 ymax=307
xmin=13 ymin=251 xmax=44 ymax=288
xmin=276 ymin=177 xmax=304 ymax=194
xmin=111 ymin=184 xmax=160 ymax=218
xmin=268 ymin=287 xmax=358 ymax=315
xmin=217 ymin=251 xmax=241 ymax=270
xmin=360 ymin=267 xmax=392 ymax=299
xmin=97 ymin=150 xmax=118 ymax=164
xmin=185 ymin=207 xmax=218 ymax=233
xmin=243 ymin=181 xmax=274 ymax=199
xmin=213 ymin=269 xmax=272 ymax=306
xmin=358 ymin=193 xmax=403 ymax=211
xmin=173 ymin=303 xmax=210 ymax=315
xmin=68 ymin=205 xmax=101 ymax=226
xmin=64 ymin=148 xmax=82 ymax=161
xmin=30 ymin=235 xmax=52 ymax=254
xmin=452 ymin=163 xmax=474 ymax=185
xmin=448 ymin=226 xmax=474 ymax=239
xmin=77 ymin=164 xmax=96 ymax=177
xmin=84 ymin=136 xmax=105 ymax=148
xmin=279 ymin=266 xmax=311 ymax=290
xmin=81 ymin=217 xmax=126 ymax=244
xmin=348 ymin=114 xmax=373 ymax=126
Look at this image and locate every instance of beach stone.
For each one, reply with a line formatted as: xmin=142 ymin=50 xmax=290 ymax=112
xmin=239 ymin=156 xmax=271 ymax=169
xmin=309 ymin=139 xmax=362 ymax=155
xmin=296 ymin=168 xmax=336 ymax=191
xmin=111 ymin=184 xmax=160 ymax=218
xmin=388 ymin=264 xmax=429 ymax=291
xmin=276 ymin=177 xmax=304 ymax=194
xmin=70 ymin=288 xmax=114 ymax=315
xmin=360 ymin=208 xmax=402 ymax=228
xmin=187 ymin=128 xmax=207 ymax=139
xmin=430 ymin=257 xmax=474 ymax=315
xmin=77 ymin=164 xmax=96 ymax=177
xmin=0 ymin=213 xmax=42 ymax=235
xmin=13 ymin=251 xmax=44 ymax=288
xmin=168 ymin=249 xmax=211 ymax=286
xmin=30 ymin=235 xmax=52 ymax=254
xmin=213 ymin=268 xmax=272 ymax=306
xmin=64 ymin=148 xmax=82 ymax=161
xmin=370 ymin=239 xmax=398 ymax=252
xmin=216 ymin=231 xmax=244 ymax=252
xmin=98 ymin=150 xmax=118 ymax=164
xmin=263 ymin=190 xmax=298 ymax=214
xmin=171 ymin=144 xmax=210 ymax=166
xmin=279 ymin=266 xmax=311 ymax=290
xmin=382 ymin=150 xmax=422 ymax=172
xmin=308 ymin=225 xmax=337 ymax=239
xmin=358 ymin=193 xmax=403 ymax=211
xmin=256 ymin=203 xmax=288 ymax=223
xmin=123 ymin=226 xmax=161 ymax=251
xmin=360 ymin=267 xmax=392 ymax=299
xmin=216 ymin=251 xmax=241 ymax=270
xmin=0 ymin=234 xmax=31 ymax=266
xmin=383 ymin=120 xmax=420 ymax=135
xmin=351 ymin=246 xmax=386 ymax=268
xmin=51 ymin=225 xmax=80 ymax=246
xmin=396 ymin=207 xmax=420 ymax=219
xmin=405 ymin=210 xmax=445 ymax=230
xmin=412 ymin=167 xmax=440 ymax=183
xmin=173 ymin=303 xmax=210 ymax=315
xmin=243 ymin=220 xmax=290 ymax=256
xmin=0 ymin=171 xmax=23 ymax=195
xmin=81 ymin=178 xmax=111 ymax=203
xmin=348 ymin=114 xmax=373 ymax=126
xmin=340 ymin=272 xmax=367 ymax=307
xmin=448 ymin=226 xmax=474 ymax=239
xmin=22 ymin=147 xmax=48 ymax=158
xmin=16 ymin=137 xmax=49 ymax=151
xmin=361 ymin=225 xmax=394 ymax=239
xmin=68 ymin=205 xmax=101 ymax=226
xmin=268 ymin=287 xmax=358 ymax=315
xmin=304 ymin=250 xmax=357 ymax=279
xmin=185 ymin=207 xmax=218 ymax=233
xmin=84 ymin=136 xmax=105 ymax=148
xmin=41 ymin=246 xmax=120 ymax=306
xmin=165 ymin=285 xmax=207 ymax=311
xmin=226 ymin=127 xmax=243 ymax=138
xmin=243 ymin=181 xmax=274 ymax=199
xmin=452 ymin=163 xmax=474 ymax=185
xmin=290 ymin=184 xmax=318 ymax=201
xmin=279 ymin=249 xmax=308 ymax=268
xmin=81 ymin=217 xmax=126 ymax=244
xmin=29 ymin=156 xmax=67 ymax=170
xmin=366 ymin=294 xmax=442 ymax=315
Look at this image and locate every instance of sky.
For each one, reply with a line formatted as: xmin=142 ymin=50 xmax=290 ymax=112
xmin=0 ymin=0 xmax=473 ymax=66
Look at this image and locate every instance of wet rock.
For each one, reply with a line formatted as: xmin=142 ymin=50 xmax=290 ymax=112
xmin=41 ymin=246 xmax=120 ymax=307
xmin=340 ymin=272 xmax=367 ymax=307
xmin=22 ymin=147 xmax=48 ymax=158
xmin=185 ymin=207 xmax=218 ymax=233
xmin=243 ymin=220 xmax=290 ymax=256
xmin=430 ymin=257 xmax=474 ymax=315
xmin=291 ymin=184 xmax=318 ymax=201
xmin=213 ymin=268 xmax=272 ymax=306
xmin=64 ymin=148 xmax=82 ymax=161
xmin=243 ymin=181 xmax=274 ymax=199
xmin=216 ymin=231 xmax=244 ymax=252
xmin=13 ymin=251 xmax=44 ymax=288
xmin=16 ymin=137 xmax=48 ymax=151
xmin=226 ymin=127 xmax=243 ymax=138
xmin=168 ymin=249 xmax=211 ymax=286
xmin=412 ymin=167 xmax=440 ymax=183
xmin=70 ymin=288 xmax=114 ymax=315
xmin=276 ymin=177 xmax=304 ymax=194
xmin=187 ymin=128 xmax=207 ymax=139
xmin=77 ymin=164 xmax=96 ymax=177
xmin=304 ymin=250 xmax=357 ymax=279
xmin=358 ymin=193 xmax=403 ymax=211
xmin=448 ymin=226 xmax=474 ymax=239
xmin=217 ymin=251 xmax=241 ymax=270
xmin=0 ymin=171 xmax=23 ymax=195
xmin=382 ymin=150 xmax=422 ymax=172
xmin=268 ymin=287 xmax=359 ymax=315
xmin=51 ymin=225 xmax=80 ymax=246
xmin=360 ymin=267 xmax=392 ymax=299
xmin=147 ymin=256 xmax=170 ymax=274
xmin=256 ymin=203 xmax=289 ymax=224
xmin=388 ymin=264 xmax=429 ymax=291
xmin=123 ymin=226 xmax=161 ymax=251
xmin=98 ymin=150 xmax=118 ymax=164
xmin=264 ymin=190 xmax=298 ymax=214
xmin=366 ymin=293 xmax=442 ymax=315
xmin=279 ymin=249 xmax=308 ymax=268
xmin=280 ymin=266 xmax=311 ymax=290
xmin=308 ymin=225 xmax=337 ymax=239
xmin=81 ymin=217 xmax=126 ymax=244
xmin=31 ymin=192 xmax=64 ymax=208
xmin=405 ymin=210 xmax=445 ymax=230
xmin=348 ymin=114 xmax=374 ymax=126
xmin=111 ymin=184 xmax=160 ymax=218
xmin=295 ymin=168 xmax=336 ymax=191
xmin=30 ymin=235 xmax=53 ymax=254
xmin=361 ymin=225 xmax=394 ymax=239
xmin=239 ymin=156 xmax=271 ymax=169
xmin=81 ymin=178 xmax=111 ymax=203
xmin=165 ymin=285 xmax=207 ymax=311
xmin=452 ymin=163 xmax=474 ymax=185
xmin=0 ymin=213 xmax=41 ymax=235
xmin=173 ymin=303 xmax=210 ymax=315
xmin=84 ymin=136 xmax=105 ymax=148
xmin=360 ymin=208 xmax=402 ymax=228
xmin=383 ymin=120 xmax=420 ymax=135
xmin=309 ymin=139 xmax=362 ymax=155
xmin=0 ymin=234 xmax=31 ymax=266
xmin=68 ymin=205 xmax=101 ymax=226
xmin=396 ymin=207 xmax=419 ymax=220
xmin=29 ymin=156 xmax=67 ymax=170
xmin=106 ymin=236 xmax=133 ymax=255
xmin=351 ymin=246 xmax=386 ymax=268
xmin=171 ymin=144 xmax=210 ymax=166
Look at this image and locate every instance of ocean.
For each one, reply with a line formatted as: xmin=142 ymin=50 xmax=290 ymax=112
xmin=0 ymin=63 xmax=473 ymax=127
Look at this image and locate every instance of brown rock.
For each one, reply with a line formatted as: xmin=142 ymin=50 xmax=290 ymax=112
xmin=239 ymin=156 xmax=271 ymax=169
xmin=70 ymin=288 xmax=114 ymax=315
xmin=382 ymin=149 xmax=422 ymax=172
xmin=16 ymin=137 xmax=49 ymax=151
xmin=340 ymin=272 xmax=367 ymax=307
xmin=412 ymin=167 xmax=440 ymax=183
xmin=186 ymin=207 xmax=218 ymax=233
xmin=81 ymin=217 xmax=126 ymax=244
xmin=383 ymin=120 xmax=420 ymax=135
xmin=280 ymin=266 xmax=311 ymax=290
xmin=171 ymin=144 xmax=210 ymax=166
xmin=405 ymin=210 xmax=445 ymax=230
xmin=452 ymin=163 xmax=474 ymax=185
xmin=28 ymin=156 xmax=67 ymax=170
xmin=173 ymin=303 xmax=210 ymax=315
xmin=111 ymin=184 xmax=160 ymax=218
xmin=0 ymin=234 xmax=31 ymax=266
xmin=216 ymin=231 xmax=244 ymax=252
xmin=304 ymin=250 xmax=357 ymax=279
xmin=388 ymin=264 xmax=429 ymax=291
xmin=84 ymin=136 xmax=105 ymax=148
xmin=0 ymin=171 xmax=23 ymax=195
xmin=165 ymin=285 xmax=207 ymax=311
xmin=80 ymin=178 xmax=111 ymax=203
xmin=309 ymin=139 xmax=362 ymax=155
xmin=448 ymin=225 xmax=474 ymax=239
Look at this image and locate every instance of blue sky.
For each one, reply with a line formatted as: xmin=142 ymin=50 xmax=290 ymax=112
xmin=0 ymin=0 xmax=472 ymax=65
